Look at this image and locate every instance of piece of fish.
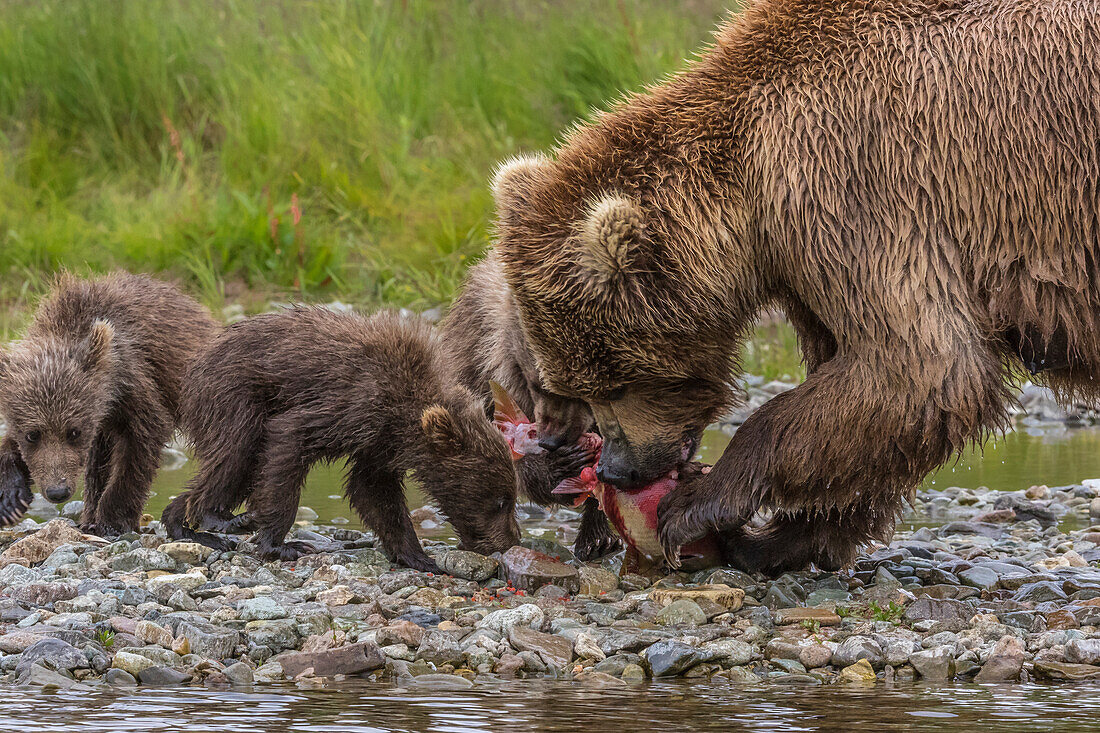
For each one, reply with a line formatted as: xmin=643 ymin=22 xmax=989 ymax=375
xmin=552 ymin=433 xmax=721 ymax=566
xmin=491 ymin=380 xmax=544 ymax=460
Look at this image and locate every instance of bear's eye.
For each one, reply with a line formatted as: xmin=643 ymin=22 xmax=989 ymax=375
xmin=67 ymin=428 xmax=82 ymax=443
xmin=497 ymin=498 xmax=511 ymax=512
xmin=24 ymin=430 xmax=41 ymax=445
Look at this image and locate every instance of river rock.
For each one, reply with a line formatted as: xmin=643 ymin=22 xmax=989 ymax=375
xmin=12 ymin=581 xmax=79 ymax=607
xmin=0 ymin=520 xmax=85 ymax=566
xmin=476 ymin=603 xmax=545 ymax=634
xmin=376 ymin=620 xmax=425 ymax=648
xmin=238 ymin=596 xmax=288 ymax=621
xmin=975 ymin=635 xmax=1025 ymax=682
xmin=279 ymin=641 xmax=385 ymax=678
xmin=112 ymin=651 xmax=156 ymax=677
xmin=1065 ymin=638 xmax=1100 ymax=665
xmin=773 ymin=607 xmax=842 ymax=626
xmin=18 ymin=664 xmax=79 ymax=689
xmin=108 ymin=549 xmax=177 ymax=573
xmin=15 ymin=637 xmax=88 ymax=674
xmin=245 ymin=619 xmax=298 ymax=652
xmin=415 ymin=630 xmax=464 ymax=667
xmin=0 ymin=631 xmax=57 ymax=654
xmin=655 ymin=599 xmax=706 ymax=626
xmin=436 ymin=550 xmax=500 ymax=582
xmin=798 ymin=644 xmax=834 ymax=669
xmin=904 ymin=597 xmax=974 ymax=623
xmin=501 ymin=546 xmax=579 ymax=593
xmin=225 ymin=661 xmax=254 ymax=685
xmin=176 ymin=621 xmax=238 ymax=659
xmin=1033 ymin=661 xmax=1100 ymax=681
xmin=508 ymin=625 xmax=573 ymax=669
xmin=158 ymin=542 xmax=213 ymax=565
xmin=573 ymin=632 xmax=606 ymax=661
xmin=138 ymin=666 xmax=193 ymax=685
xmin=135 ymin=620 xmax=174 ymax=648
xmin=643 ymin=640 xmax=700 ymax=677
xmin=105 ymin=668 xmax=138 ymax=686
xmin=579 ymin=566 xmax=620 ymax=596
xmin=651 ymin=585 xmax=744 ymax=612
xmin=838 ymin=658 xmax=877 ymax=683
xmin=832 ymin=636 xmax=884 ymax=669
xmin=958 ymin=566 xmax=1000 ymax=591
xmin=702 ymin=638 xmax=754 ymax=666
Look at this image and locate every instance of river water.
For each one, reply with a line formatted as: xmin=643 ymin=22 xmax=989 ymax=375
xmin=4 ymin=678 xmax=1100 ymax=732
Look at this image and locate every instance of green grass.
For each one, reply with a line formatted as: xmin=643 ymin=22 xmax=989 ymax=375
xmin=0 ymin=0 xmax=805 ymax=377
xmin=0 ymin=1 xmax=733 ymax=322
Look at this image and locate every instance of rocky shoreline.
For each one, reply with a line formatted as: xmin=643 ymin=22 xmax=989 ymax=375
xmin=2 ymin=479 xmax=1100 ymax=690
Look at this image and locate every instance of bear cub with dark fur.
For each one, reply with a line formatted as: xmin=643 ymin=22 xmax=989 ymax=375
xmin=442 ymin=252 xmax=621 ymax=560
xmin=163 ymin=307 xmax=521 ymax=570
xmin=0 ymin=273 xmax=217 ymax=534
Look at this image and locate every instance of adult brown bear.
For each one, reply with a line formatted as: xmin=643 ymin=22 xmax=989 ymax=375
xmin=492 ymin=0 xmax=1100 ymax=573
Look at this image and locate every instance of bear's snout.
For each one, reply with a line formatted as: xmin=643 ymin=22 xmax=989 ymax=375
xmin=43 ymin=480 xmax=73 ymax=503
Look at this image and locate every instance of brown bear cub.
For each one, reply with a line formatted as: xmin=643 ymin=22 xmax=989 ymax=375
xmin=0 ymin=273 xmax=217 ymax=534
xmin=162 ymin=307 xmax=521 ymax=570
xmin=441 ymin=252 xmax=621 ymax=560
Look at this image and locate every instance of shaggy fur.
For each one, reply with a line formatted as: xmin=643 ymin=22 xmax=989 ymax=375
xmin=161 ymin=308 xmax=521 ymax=570
xmin=493 ymin=0 xmax=1100 ymax=573
xmin=0 ymin=273 xmax=217 ymax=534
xmin=441 ymin=253 xmax=620 ymax=559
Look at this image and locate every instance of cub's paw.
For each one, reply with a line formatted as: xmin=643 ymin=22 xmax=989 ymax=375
xmin=0 ymin=463 xmax=33 ymax=527
xmin=222 ymin=512 xmax=258 ymax=534
xmin=258 ymin=540 xmax=315 ymax=563
xmin=396 ymin=552 xmax=444 ymax=575
xmin=81 ymin=520 xmax=135 ymax=538
xmin=574 ymin=528 xmax=622 ymax=562
xmin=548 ymin=443 xmax=597 ymax=481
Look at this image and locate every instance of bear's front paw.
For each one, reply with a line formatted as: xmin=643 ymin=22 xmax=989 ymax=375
xmin=657 ymin=471 xmax=739 ymax=568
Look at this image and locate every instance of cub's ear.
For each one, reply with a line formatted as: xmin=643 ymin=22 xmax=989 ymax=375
xmin=421 ymin=405 xmax=465 ymax=457
xmin=578 ymin=194 xmax=646 ymax=287
xmin=491 ymin=153 xmax=548 ymax=213
xmin=82 ymin=319 xmax=115 ymax=373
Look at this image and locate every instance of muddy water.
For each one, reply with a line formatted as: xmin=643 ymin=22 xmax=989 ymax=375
xmin=3 ymin=679 xmax=1100 ymax=732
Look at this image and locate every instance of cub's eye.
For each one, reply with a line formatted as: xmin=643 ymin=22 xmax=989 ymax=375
xmin=497 ymin=498 xmax=511 ymax=512
xmin=606 ymin=386 xmax=627 ymax=401
xmin=67 ymin=428 xmax=82 ymax=443
xmin=24 ymin=431 xmax=41 ymax=445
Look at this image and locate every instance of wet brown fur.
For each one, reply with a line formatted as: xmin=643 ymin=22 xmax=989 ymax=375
xmin=441 ymin=253 xmax=620 ymax=559
xmin=162 ymin=307 xmax=521 ymax=570
xmin=0 ymin=273 xmax=217 ymax=534
xmin=493 ymin=0 xmax=1100 ymax=573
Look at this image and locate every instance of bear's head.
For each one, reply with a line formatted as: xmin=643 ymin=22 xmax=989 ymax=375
xmin=418 ymin=392 xmax=522 ymax=554
xmin=493 ymin=152 xmax=749 ymax=487
xmin=0 ymin=319 xmax=117 ymax=504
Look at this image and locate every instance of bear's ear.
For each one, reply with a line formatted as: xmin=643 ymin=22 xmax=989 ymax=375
xmin=491 ymin=153 xmax=548 ymax=213
xmin=421 ymin=405 xmax=465 ymax=457
xmin=578 ymin=194 xmax=646 ymax=287
xmin=81 ymin=319 xmax=115 ymax=373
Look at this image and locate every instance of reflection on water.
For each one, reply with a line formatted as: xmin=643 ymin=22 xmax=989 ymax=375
xmin=144 ymin=425 xmax=1100 ymax=532
xmin=699 ymin=424 xmax=1100 ymax=493
xmin=2 ymin=679 xmax=1099 ymax=733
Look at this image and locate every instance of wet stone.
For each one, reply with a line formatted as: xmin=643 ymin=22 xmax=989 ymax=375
xmin=905 ymin=597 xmax=974 ymax=623
xmin=501 ymin=546 xmax=579 ymax=593
xmin=436 ymin=550 xmax=500 ymax=582
xmin=1012 ymin=581 xmax=1067 ymax=603
xmin=1032 ymin=661 xmax=1100 ymax=681
xmin=508 ymin=625 xmax=573 ymax=669
xmin=643 ymin=640 xmax=700 ymax=677
xmin=138 ymin=666 xmax=193 ymax=685
xmin=832 ymin=636 xmax=884 ymax=669
xmin=15 ymin=638 xmax=88 ymax=675
xmin=655 ymin=600 xmax=706 ymax=627
xmin=279 ymin=641 xmax=385 ymax=678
